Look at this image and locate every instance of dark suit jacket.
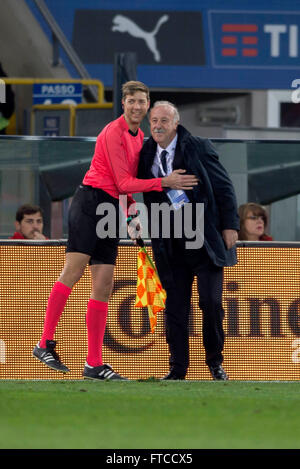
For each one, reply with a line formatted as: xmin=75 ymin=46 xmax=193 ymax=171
xmin=137 ymin=124 xmax=240 ymax=285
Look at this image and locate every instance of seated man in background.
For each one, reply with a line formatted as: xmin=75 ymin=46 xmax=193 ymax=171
xmin=11 ymin=204 xmax=47 ymax=240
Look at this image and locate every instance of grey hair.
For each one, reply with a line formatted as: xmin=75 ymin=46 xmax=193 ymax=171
xmin=151 ymin=100 xmax=180 ymax=123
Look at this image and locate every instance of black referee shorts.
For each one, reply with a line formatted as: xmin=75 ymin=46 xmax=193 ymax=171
xmin=66 ymin=185 xmax=121 ymax=265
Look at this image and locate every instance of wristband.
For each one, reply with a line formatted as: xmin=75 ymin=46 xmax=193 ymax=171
xmin=126 ymin=210 xmax=140 ymax=225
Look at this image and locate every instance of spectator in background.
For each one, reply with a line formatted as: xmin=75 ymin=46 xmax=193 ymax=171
xmin=0 ymin=62 xmax=15 ymax=135
xmin=11 ymin=204 xmax=47 ymax=240
xmin=238 ymin=203 xmax=273 ymax=241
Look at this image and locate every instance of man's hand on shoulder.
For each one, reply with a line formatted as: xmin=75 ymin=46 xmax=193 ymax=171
xmin=161 ymin=169 xmax=198 ymax=190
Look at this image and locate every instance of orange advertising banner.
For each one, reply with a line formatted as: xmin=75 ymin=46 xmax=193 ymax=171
xmin=0 ymin=243 xmax=299 ymax=380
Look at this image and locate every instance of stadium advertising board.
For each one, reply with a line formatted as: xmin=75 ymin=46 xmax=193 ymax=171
xmin=27 ymin=0 xmax=300 ymax=89
xmin=0 ymin=243 xmax=299 ymax=380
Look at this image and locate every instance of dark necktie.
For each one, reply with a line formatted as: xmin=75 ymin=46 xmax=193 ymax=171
xmin=159 ymin=150 xmax=168 ymax=176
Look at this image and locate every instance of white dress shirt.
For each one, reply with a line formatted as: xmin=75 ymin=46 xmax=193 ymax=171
xmin=151 ymin=134 xmax=178 ymax=177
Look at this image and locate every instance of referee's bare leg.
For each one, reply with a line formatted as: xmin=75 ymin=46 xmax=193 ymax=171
xmin=59 ymin=255 xmax=116 ymax=367
xmin=33 ymin=252 xmax=90 ymax=372
xmin=59 ymin=254 xmax=114 ymax=300
xmin=89 ymin=263 xmax=115 ymax=302
xmin=58 ymin=252 xmax=91 ymax=287
xmin=83 ymin=262 xmax=127 ymax=379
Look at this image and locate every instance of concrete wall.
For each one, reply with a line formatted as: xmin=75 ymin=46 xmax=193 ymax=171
xmin=0 ymin=0 xmax=70 ymax=133
xmin=0 ymin=0 xmax=69 ymax=78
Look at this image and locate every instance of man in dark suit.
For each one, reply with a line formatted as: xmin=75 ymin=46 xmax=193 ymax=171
xmin=137 ymin=101 xmax=240 ymax=380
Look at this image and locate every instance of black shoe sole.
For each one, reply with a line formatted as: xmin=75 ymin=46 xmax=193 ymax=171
xmin=160 ymin=377 xmax=186 ymax=381
xmin=83 ymin=375 xmax=128 ymax=381
xmin=83 ymin=375 xmax=106 ymax=381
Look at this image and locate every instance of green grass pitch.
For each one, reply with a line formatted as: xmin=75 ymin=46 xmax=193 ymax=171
xmin=0 ymin=380 xmax=299 ymax=449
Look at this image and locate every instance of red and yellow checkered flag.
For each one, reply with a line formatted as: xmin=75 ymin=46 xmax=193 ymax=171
xmin=135 ymin=240 xmax=167 ymax=334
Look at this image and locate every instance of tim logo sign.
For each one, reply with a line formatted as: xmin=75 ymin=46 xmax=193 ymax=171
xmin=209 ymin=10 xmax=300 ymax=67
xmin=72 ymin=10 xmax=205 ymax=65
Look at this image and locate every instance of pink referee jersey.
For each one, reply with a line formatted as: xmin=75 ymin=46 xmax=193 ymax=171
xmin=83 ymin=115 xmax=163 ymax=209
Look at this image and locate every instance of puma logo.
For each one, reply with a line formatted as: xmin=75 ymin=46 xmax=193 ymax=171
xmin=112 ymin=14 xmax=169 ymax=62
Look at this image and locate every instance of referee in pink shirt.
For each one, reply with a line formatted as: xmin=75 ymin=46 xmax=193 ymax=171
xmin=33 ymin=81 xmax=198 ymax=380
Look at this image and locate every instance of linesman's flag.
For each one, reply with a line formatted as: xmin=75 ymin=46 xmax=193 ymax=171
xmin=135 ymin=239 xmax=167 ymax=334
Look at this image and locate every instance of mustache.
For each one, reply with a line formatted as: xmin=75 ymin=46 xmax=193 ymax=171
xmin=153 ymin=129 xmax=165 ymax=134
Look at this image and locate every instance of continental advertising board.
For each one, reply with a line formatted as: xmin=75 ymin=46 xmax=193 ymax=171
xmin=0 ymin=243 xmax=299 ymax=380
